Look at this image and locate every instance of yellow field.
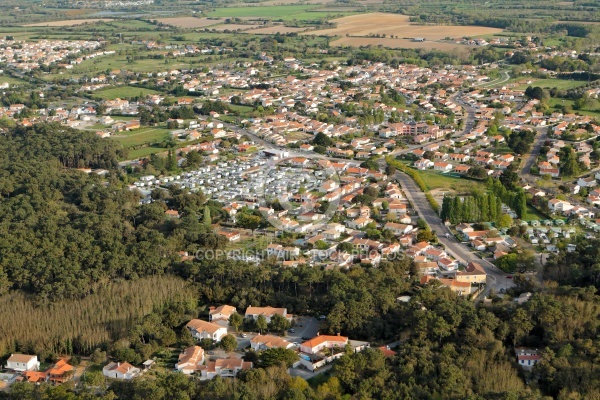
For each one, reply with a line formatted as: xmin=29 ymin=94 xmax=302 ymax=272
xmin=22 ymin=19 xmax=113 ymax=27
xmin=156 ymin=17 xmax=223 ymax=28
xmin=307 ymin=13 xmax=503 ymax=40
xmin=251 ymin=26 xmax=309 ymax=34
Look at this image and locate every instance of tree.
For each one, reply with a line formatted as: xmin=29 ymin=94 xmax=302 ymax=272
xmin=313 ymin=132 xmax=333 ymax=147
xmin=256 ymin=315 xmax=268 ymax=334
xmin=237 ymin=213 xmax=262 ymax=234
xmin=229 ymin=312 xmax=243 ymax=333
xmin=497 ymin=214 xmax=513 ymax=229
xmin=259 ymin=347 xmax=299 ymax=368
xmin=220 ymin=334 xmax=238 ymax=352
xmin=203 ymin=205 xmax=212 ymax=228
xmin=268 ymin=313 xmax=291 ymax=335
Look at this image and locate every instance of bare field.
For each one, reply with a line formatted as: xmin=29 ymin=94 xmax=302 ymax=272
xmin=156 ymin=17 xmax=223 ymax=28
xmin=211 ymin=24 xmax=258 ymax=31
xmin=331 ymin=37 xmax=472 ymax=51
xmin=251 ymin=26 xmax=309 ymax=34
xmin=22 ymin=19 xmax=113 ymax=27
xmin=306 ymin=13 xmax=503 ymax=40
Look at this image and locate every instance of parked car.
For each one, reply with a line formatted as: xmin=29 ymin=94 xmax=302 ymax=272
xmin=301 ymin=336 xmax=311 ymax=341
xmin=240 ymin=333 xmax=247 ymax=338
xmin=288 ymin=328 xmax=295 ymax=333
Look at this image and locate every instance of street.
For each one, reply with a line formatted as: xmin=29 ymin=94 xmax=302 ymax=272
xmin=394 ymin=171 xmax=513 ymax=296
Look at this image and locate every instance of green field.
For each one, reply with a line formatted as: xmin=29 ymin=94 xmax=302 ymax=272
xmin=111 ymin=127 xmax=171 ymax=148
xmin=206 ymin=5 xmax=352 ymax=21
xmin=127 ymin=146 xmax=169 ymax=159
xmin=511 ymin=78 xmax=588 ymax=91
xmin=94 ymin=86 xmax=160 ymax=100
xmin=415 ymin=169 xmax=484 ymax=193
xmin=0 ymin=75 xmax=27 ymax=85
xmin=547 ymin=97 xmax=600 ymax=117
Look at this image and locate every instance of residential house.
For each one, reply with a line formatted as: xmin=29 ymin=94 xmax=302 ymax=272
xmin=456 ymin=261 xmax=487 ymax=284
xmin=300 ymin=334 xmax=349 ymax=355
xmin=48 ymin=359 xmax=74 ymax=384
xmin=6 ymin=354 xmax=40 ymax=372
xmin=250 ymin=335 xmax=294 ymax=351
xmin=198 ymin=358 xmax=252 ymax=380
xmin=577 ymin=176 xmax=597 ymax=188
xmin=176 ymin=346 xmax=205 ymax=375
xmin=515 ymin=348 xmax=541 ymax=369
xmin=102 ymin=362 xmax=140 ymax=380
xmin=209 ymin=305 xmax=237 ymax=326
xmin=245 ymin=306 xmax=292 ymax=323
xmin=548 ymin=199 xmax=574 ymax=214
xmin=186 ymin=319 xmax=228 ymax=342
xmin=384 ymin=222 xmax=413 ymax=236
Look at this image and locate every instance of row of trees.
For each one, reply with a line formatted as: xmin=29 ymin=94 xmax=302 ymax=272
xmin=440 ymin=192 xmax=510 ymax=226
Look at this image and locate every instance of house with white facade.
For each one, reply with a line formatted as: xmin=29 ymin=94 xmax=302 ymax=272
xmin=186 ymin=319 xmax=228 ymax=342
xmin=102 ymin=362 xmax=140 ymax=380
xmin=176 ymin=346 xmax=205 ymax=375
xmin=6 ymin=354 xmax=40 ymax=372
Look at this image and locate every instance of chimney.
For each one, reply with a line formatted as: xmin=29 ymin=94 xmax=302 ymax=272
xmin=317 ymin=332 xmax=319 ymax=336
xmin=337 ymin=333 xmax=340 ymax=336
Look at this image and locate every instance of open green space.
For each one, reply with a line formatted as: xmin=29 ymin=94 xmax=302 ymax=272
xmin=0 ymin=75 xmax=28 ymax=85
xmin=111 ymin=127 xmax=171 ymax=148
xmin=512 ymin=77 xmax=589 ymax=91
xmin=547 ymin=97 xmax=600 ymax=117
xmin=416 ymin=169 xmax=484 ymax=193
xmin=127 ymin=146 xmax=169 ymax=159
xmin=93 ymin=86 xmax=160 ymax=100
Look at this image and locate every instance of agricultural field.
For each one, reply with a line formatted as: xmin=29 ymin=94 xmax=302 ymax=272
xmin=330 ymin=37 xmax=472 ymax=51
xmin=251 ymin=25 xmax=309 ymax=34
xmin=22 ymin=19 xmax=113 ymax=27
xmin=308 ymin=13 xmax=503 ymax=41
xmin=111 ymin=127 xmax=171 ymax=148
xmin=206 ymin=5 xmax=353 ymax=21
xmin=93 ymin=86 xmax=160 ymax=100
xmin=155 ymin=17 xmax=223 ymax=28
xmin=211 ymin=24 xmax=258 ymax=32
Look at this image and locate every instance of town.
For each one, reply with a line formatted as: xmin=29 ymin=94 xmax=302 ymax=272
xmin=0 ymin=1 xmax=598 ymax=398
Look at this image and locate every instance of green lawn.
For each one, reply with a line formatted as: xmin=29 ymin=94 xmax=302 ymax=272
xmin=94 ymin=86 xmax=160 ymax=100
xmin=111 ymin=127 xmax=171 ymax=148
xmin=0 ymin=75 xmax=27 ymax=85
xmin=127 ymin=146 xmax=169 ymax=159
xmin=547 ymin=97 xmax=600 ymax=117
xmin=414 ymin=169 xmax=484 ymax=193
xmin=512 ymin=78 xmax=588 ymax=91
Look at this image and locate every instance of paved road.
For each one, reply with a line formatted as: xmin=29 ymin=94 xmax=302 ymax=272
xmin=522 ymin=126 xmax=548 ymax=179
xmin=393 ymin=171 xmax=513 ymax=296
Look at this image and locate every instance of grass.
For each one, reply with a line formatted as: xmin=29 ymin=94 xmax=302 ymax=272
xmin=547 ymin=97 xmax=600 ymax=117
xmin=415 ymin=169 xmax=484 ymax=193
xmin=94 ymin=86 xmax=160 ymax=100
xmin=511 ymin=78 xmax=588 ymax=91
xmin=111 ymin=127 xmax=171 ymax=148
xmin=127 ymin=146 xmax=169 ymax=159
xmin=206 ymin=5 xmax=352 ymax=21
xmin=0 ymin=75 xmax=27 ymax=85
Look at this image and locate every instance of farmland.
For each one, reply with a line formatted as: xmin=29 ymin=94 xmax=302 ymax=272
xmin=22 ymin=19 xmax=113 ymax=27
xmin=307 ymin=13 xmax=503 ymax=43
xmin=206 ymin=5 xmax=353 ymax=21
xmin=93 ymin=86 xmax=160 ymax=100
xmin=155 ymin=17 xmax=223 ymax=28
xmin=330 ymin=37 xmax=472 ymax=51
xmin=251 ymin=25 xmax=309 ymax=34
